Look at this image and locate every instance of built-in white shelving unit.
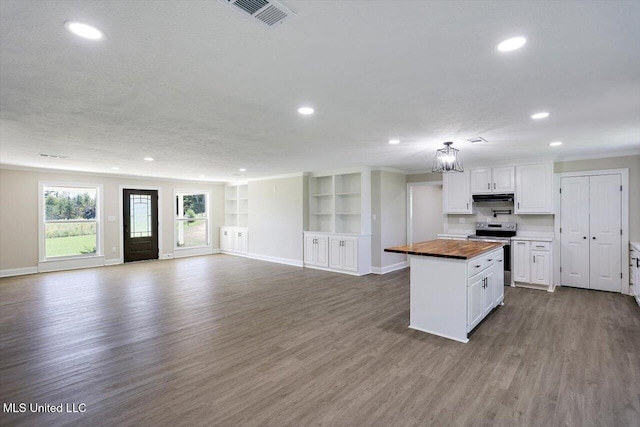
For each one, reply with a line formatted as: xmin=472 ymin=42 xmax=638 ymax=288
xmin=304 ymin=168 xmax=371 ymax=275
xmin=222 ymin=183 xmax=249 ymax=255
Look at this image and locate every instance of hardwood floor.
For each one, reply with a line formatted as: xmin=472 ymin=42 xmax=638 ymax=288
xmin=1 ymin=255 xmax=639 ymax=426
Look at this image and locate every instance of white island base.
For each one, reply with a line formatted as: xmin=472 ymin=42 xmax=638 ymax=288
xmin=409 ymin=247 xmax=504 ymax=343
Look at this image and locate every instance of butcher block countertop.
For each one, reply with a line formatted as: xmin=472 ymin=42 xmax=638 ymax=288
xmin=385 ymin=239 xmax=503 ymax=260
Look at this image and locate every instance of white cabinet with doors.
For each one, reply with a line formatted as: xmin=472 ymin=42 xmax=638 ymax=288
xmin=443 ymin=171 xmax=474 ymax=214
xmin=630 ymin=243 xmax=640 ymax=306
xmin=328 ymin=236 xmax=358 ymax=272
xmin=512 ymin=238 xmax=552 ymax=290
xmin=303 ymin=232 xmax=370 ymax=275
xmin=470 ymin=166 xmax=515 ymax=194
xmin=304 ymin=233 xmax=328 ymax=267
xmin=466 ymin=248 xmax=504 ymax=332
xmin=220 ymin=226 xmax=248 ymax=255
xmin=515 ymin=163 xmax=553 ymax=214
xmin=559 ymin=174 xmax=622 ymax=292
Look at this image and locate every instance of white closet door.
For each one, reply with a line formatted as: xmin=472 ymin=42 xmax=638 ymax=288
xmin=589 ymin=175 xmax=622 ymax=292
xmin=560 ymin=177 xmax=590 ymax=289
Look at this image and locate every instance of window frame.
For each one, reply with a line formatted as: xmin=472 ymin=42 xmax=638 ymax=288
xmin=38 ymin=181 xmax=104 ymax=261
xmin=174 ymin=190 xmax=210 ymax=250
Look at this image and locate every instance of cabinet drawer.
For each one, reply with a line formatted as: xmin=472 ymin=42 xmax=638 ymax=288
xmin=531 ymin=241 xmax=551 ymax=251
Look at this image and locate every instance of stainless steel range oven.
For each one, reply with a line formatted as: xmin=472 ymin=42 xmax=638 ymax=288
xmin=467 ymin=222 xmax=516 ymax=283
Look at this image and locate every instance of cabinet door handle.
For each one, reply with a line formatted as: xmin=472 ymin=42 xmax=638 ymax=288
xmin=488 ymin=259 xmax=493 ymax=262
xmin=592 ymin=237 xmax=596 ymax=240
xmin=487 ymin=183 xmax=490 ymax=190
xmin=497 ymin=259 xmax=503 ymax=262
xmin=475 ymin=265 xmax=481 ymax=268
xmin=533 ymin=256 xmax=536 ymax=263
xmin=494 ymin=182 xmax=496 ymax=190
xmin=467 ymin=203 xmax=469 ymax=209
xmin=535 ymin=245 xmax=544 ymax=248
xmin=518 ymin=202 xmax=520 ymax=209
xmin=583 ymin=236 xmax=587 ymax=239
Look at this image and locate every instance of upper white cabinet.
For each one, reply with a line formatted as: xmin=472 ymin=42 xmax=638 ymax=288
xmin=515 ymin=163 xmax=553 ymax=214
xmin=443 ymin=171 xmax=474 ymax=214
xmin=470 ymin=166 xmax=515 ymax=194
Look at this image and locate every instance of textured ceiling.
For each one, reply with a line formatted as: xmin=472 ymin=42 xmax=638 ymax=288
xmin=1 ymin=0 xmax=639 ymax=181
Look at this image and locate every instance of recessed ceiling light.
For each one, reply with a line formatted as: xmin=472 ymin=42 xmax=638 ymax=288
xmin=64 ymin=21 xmax=104 ymax=40
xmin=39 ymin=153 xmax=69 ymax=159
xmin=239 ymin=168 xmax=247 ymax=172
xmin=298 ymin=107 xmax=314 ymax=115
xmin=549 ymin=141 xmax=563 ymax=147
xmin=111 ymin=167 xmax=119 ymax=170
xmin=497 ymin=36 xmax=526 ymax=52
xmin=388 ymin=139 xmax=400 ymax=145
xmin=144 ymin=157 xmax=154 ymax=161
xmin=531 ymin=112 xmax=550 ymax=119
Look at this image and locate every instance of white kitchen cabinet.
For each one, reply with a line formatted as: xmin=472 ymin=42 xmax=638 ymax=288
xmin=466 ymin=248 xmax=503 ymax=333
xmin=512 ymin=240 xmax=531 ymax=283
xmin=328 ymin=236 xmax=358 ymax=272
xmin=513 ymin=239 xmax=553 ymax=289
xmin=515 ymin=163 xmax=553 ymax=214
xmin=304 ymin=233 xmax=370 ymax=275
xmin=220 ymin=226 xmax=248 ymax=255
xmin=531 ymin=250 xmax=551 ymax=286
xmin=493 ymin=253 xmax=505 ymax=305
xmin=467 ymin=275 xmax=484 ymax=330
xmin=631 ymin=245 xmax=640 ymax=306
xmin=443 ymin=171 xmax=474 ymax=214
xmin=470 ymin=166 xmax=515 ymax=195
xmin=304 ymin=234 xmax=329 ymax=267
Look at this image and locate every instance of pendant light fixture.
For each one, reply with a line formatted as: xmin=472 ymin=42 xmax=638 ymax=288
xmin=432 ymin=141 xmax=464 ymax=173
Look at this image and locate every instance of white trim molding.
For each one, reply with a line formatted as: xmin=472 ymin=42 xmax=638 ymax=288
xmin=245 ymin=252 xmax=303 ymax=268
xmin=371 ymin=261 xmax=408 ymax=275
xmin=174 ymin=246 xmax=215 ymax=259
xmin=38 ymin=255 xmax=106 ymax=273
xmin=0 ymin=267 xmax=39 ymax=278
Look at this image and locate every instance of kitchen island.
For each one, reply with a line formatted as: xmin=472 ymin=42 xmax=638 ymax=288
xmin=386 ymin=239 xmax=504 ymax=343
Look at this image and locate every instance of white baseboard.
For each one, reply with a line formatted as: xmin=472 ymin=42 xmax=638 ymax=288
xmin=104 ymin=259 xmax=121 ymax=266
xmin=303 ymin=264 xmax=365 ymax=276
xmin=246 ymin=252 xmax=303 ymax=268
xmin=371 ymin=261 xmax=408 ymax=275
xmin=38 ymin=256 xmax=106 ymax=273
xmin=173 ymin=246 xmax=215 ymax=259
xmin=0 ymin=267 xmax=39 ymax=278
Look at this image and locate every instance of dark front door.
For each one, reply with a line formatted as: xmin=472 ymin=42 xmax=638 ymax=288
xmin=123 ymin=189 xmax=159 ymax=262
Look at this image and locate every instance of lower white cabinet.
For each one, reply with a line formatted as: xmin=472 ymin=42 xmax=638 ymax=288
xmin=467 ymin=248 xmax=504 ymax=332
xmin=512 ymin=239 xmax=552 ymax=289
xmin=304 ymin=234 xmax=328 ymax=267
xmin=304 ymin=232 xmax=371 ymax=275
xmin=220 ymin=227 xmax=248 ymax=255
xmin=328 ymin=236 xmax=358 ymax=272
xmin=630 ymin=245 xmax=640 ymax=306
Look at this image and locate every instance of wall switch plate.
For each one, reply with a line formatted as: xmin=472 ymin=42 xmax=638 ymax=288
xmin=458 ymin=217 xmax=465 ymax=223
xmin=372 ymin=214 xmax=377 ymax=221
xmin=107 ymin=216 xmax=116 ymax=222
xmin=111 ymin=247 xmax=117 ymax=253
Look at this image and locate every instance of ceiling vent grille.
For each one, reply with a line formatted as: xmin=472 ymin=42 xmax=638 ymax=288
xmin=218 ymin=0 xmax=295 ymax=27
xmin=467 ymin=137 xmax=488 ymax=144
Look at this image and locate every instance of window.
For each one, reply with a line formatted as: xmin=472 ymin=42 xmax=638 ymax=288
xmin=42 ymin=185 xmax=100 ymax=259
xmin=175 ymin=192 xmax=209 ymax=248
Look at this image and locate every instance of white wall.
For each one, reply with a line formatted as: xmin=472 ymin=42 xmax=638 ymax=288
xmin=248 ymin=175 xmax=304 ymax=265
xmin=408 ymin=183 xmax=443 ymax=243
xmin=379 ymin=171 xmax=407 ymax=268
xmin=0 ymin=167 xmax=224 ymax=273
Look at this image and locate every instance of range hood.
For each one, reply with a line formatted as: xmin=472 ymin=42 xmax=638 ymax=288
xmin=472 ymin=194 xmax=515 ymax=202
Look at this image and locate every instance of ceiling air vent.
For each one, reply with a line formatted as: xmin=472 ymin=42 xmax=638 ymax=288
xmin=218 ymin=0 xmax=295 ymax=27
xmin=467 ymin=137 xmax=488 ymax=144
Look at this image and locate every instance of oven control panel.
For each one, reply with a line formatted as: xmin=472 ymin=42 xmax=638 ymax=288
xmin=475 ymin=222 xmax=517 ymax=231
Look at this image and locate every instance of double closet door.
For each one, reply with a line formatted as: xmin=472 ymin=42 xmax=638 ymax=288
xmin=560 ymin=174 xmax=621 ymax=292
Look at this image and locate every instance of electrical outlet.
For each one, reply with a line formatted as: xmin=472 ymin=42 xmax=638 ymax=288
xmin=458 ymin=217 xmax=465 ymax=224
xmin=111 ymin=247 xmax=116 ymax=253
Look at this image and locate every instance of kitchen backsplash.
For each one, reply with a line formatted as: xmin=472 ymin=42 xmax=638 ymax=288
xmin=446 ymin=202 xmax=554 ymax=233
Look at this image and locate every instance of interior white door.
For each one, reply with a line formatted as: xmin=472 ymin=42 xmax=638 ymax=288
xmin=589 ymin=175 xmax=622 ymax=292
xmin=560 ymin=176 xmax=590 ymax=289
